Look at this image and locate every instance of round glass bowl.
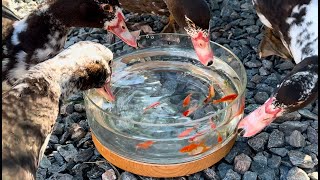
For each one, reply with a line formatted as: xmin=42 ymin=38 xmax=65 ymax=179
xmin=84 ymin=33 xmax=247 ymax=165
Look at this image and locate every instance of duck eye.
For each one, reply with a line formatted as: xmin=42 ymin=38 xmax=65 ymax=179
xmin=108 ymin=60 xmax=112 ymax=66
xmin=102 ymin=4 xmax=112 ymax=12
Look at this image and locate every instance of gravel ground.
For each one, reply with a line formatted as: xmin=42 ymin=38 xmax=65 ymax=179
xmin=8 ymin=0 xmax=318 ymax=179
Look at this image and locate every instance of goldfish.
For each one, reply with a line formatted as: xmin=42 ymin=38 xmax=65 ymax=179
xmin=182 ymin=93 xmax=192 ymax=107
xmin=212 ymin=94 xmax=238 ymax=104
xmin=209 ymin=117 xmax=217 ymax=129
xmin=179 ymin=141 xmax=210 ymax=155
xmin=204 ymin=84 xmax=215 ymax=103
xmin=182 ymin=105 xmax=198 ymax=117
xmin=143 ymin=102 xmax=161 ymax=112
xmin=178 ymin=127 xmax=196 ymax=138
xmin=217 ymin=132 xmax=223 ymax=143
xmin=231 ymin=102 xmax=245 ymax=119
xmin=136 ymin=140 xmax=154 ymax=150
xmin=188 ymin=130 xmax=207 ymax=142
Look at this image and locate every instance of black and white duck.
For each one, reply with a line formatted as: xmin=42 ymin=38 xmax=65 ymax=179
xmin=2 ymin=41 xmax=115 ymax=180
xmin=238 ymin=0 xmax=318 ymax=137
xmin=2 ymin=0 xmax=137 ymax=90
xmin=120 ymin=0 xmax=214 ymax=66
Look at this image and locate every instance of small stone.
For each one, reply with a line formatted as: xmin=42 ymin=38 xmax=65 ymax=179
xmin=276 ymin=61 xmax=295 ymax=70
xmin=59 ymin=130 xmax=70 ymax=144
xmin=102 ymin=169 xmax=117 ymax=180
xmin=243 ymin=171 xmax=257 ymax=180
xmin=311 ymin=121 xmax=318 ymax=130
xmin=57 ymin=144 xmax=78 ymax=162
xmin=279 ymin=121 xmax=309 ymax=136
xmin=268 ymin=155 xmax=282 ymax=169
xmin=71 ymin=163 xmax=90 ymax=176
xmin=308 ymin=172 xmax=318 ymax=180
xmin=287 ymin=167 xmax=310 ymax=180
xmin=39 ymin=156 xmax=51 ymax=169
xmin=49 ymin=135 xmax=59 ymax=144
xmin=36 ymin=168 xmax=47 ymax=180
xmin=188 ymin=172 xmax=202 ymax=180
xmin=274 ymin=112 xmax=302 ymax=123
xmin=70 ymin=123 xmax=86 ymax=142
xmin=52 ymin=123 xmax=64 ymax=135
xmin=262 ymin=60 xmax=273 ymax=70
xmin=87 ymin=166 xmax=105 ymax=179
xmin=60 ymin=103 xmax=74 ymax=115
xmin=259 ymin=67 xmax=270 ymax=76
xmin=250 ymin=74 xmax=263 ymax=84
xmin=248 ymin=132 xmax=269 ymax=151
xmin=74 ymin=148 xmax=94 ymax=163
xmin=77 ymin=132 xmax=92 ymax=148
xmin=298 ymin=109 xmax=318 ymax=120
xmin=288 ymin=130 xmax=306 ymax=148
xmin=119 ymin=172 xmax=138 ymax=180
xmin=245 ymin=59 xmax=262 ymax=68
xmin=307 ymin=127 xmax=318 ymax=144
xmin=222 ymin=169 xmax=241 ymax=180
xmin=217 ymin=162 xmax=233 ymax=177
xmin=48 ymin=162 xmax=67 ymax=173
xmin=52 ymin=151 xmax=65 ymax=165
xmin=48 ymin=173 xmax=73 ymax=180
xmin=250 ymin=154 xmax=268 ymax=174
xmin=254 ymin=91 xmax=269 ymax=104
xmin=280 ymin=165 xmax=290 ymax=180
xmin=304 ymin=144 xmax=318 ymax=156
xmin=203 ymin=168 xmax=220 ymax=180
xmin=74 ymin=103 xmax=85 ymax=112
xmin=258 ymin=169 xmax=276 ymax=180
xmin=234 ymin=153 xmax=252 ymax=174
xmin=269 ymin=148 xmax=288 ymax=157
xmin=288 ymin=150 xmax=315 ymax=169
xmin=268 ymin=129 xmax=285 ymax=148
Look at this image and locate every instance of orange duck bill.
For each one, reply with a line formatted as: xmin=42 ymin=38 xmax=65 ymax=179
xmin=190 ymin=31 xmax=214 ymax=66
xmin=96 ymin=82 xmax=115 ymax=102
xmin=237 ymin=97 xmax=284 ymax=137
xmin=104 ymin=8 xmax=138 ymax=48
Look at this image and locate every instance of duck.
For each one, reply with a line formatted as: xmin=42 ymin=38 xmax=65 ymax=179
xmin=2 ymin=0 xmax=137 ymax=91
xmin=238 ymin=0 xmax=318 ymax=137
xmin=2 ymin=41 xmax=115 ymax=180
xmin=119 ymin=0 xmax=214 ymax=66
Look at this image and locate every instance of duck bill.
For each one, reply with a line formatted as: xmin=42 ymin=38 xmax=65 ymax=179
xmin=96 ymin=83 xmax=115 ymax=102
xmin=191 ymin=35 xmax=214 ymax=66
xmin=237 ymin=97 xmax=284 ymax=137
xmin=105 ymin=10 xmax=137 ymax=48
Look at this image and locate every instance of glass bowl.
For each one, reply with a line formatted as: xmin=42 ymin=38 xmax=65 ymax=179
xmin=84 ymin=33 xmax=247 ymax=164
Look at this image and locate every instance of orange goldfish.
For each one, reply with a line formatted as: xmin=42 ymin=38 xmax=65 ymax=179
xmin=212 ymin=94 xmax=238 ymax=104
xmin=231 ymin=102 xmax=245 ymax=119
xmin=179 ymin=141 xmax=209 ymax=155
xmin=178 ymin=127 xmax=196 ymax=138
xmin=182 ymin=93 xmax=192 ymax=107
xmin=136 ymin=140 xmax=154 ymax=150
xmin=204 ymin=84 xmax=215 ymax=104
xmin=143 ymin=102 xmax=161 ymax=112
xmin=217 ymin=132 xmax=223 ymax=143
xmin=182 ymin=105 xmax=198 ymax=116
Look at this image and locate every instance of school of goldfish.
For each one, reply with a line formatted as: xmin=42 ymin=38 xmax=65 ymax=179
xmin=135 ymin=84 xmax=240 ymax=156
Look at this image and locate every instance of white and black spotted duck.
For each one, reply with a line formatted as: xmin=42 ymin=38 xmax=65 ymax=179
xmin=120 ymin=0 xmax=214 ymax=66
xmin=2 ymin=41 xmax=115 ymax=180
xmin=238 ymin=0 xmax=318 ymax=137
xmin=2 ymin=0 xmax=137 ymax=90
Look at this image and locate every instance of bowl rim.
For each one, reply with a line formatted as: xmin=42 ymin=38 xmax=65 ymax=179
xmin=83 ymin=33 xmax=247 ymax=127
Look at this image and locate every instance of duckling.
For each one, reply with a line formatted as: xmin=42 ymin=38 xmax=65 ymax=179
xmin=2 ymin=0 xmax=137 ymax=91
xmin=238 ymin=0 xmax=318 ymax=137
xmin=2 ymin=41 xmax=115 ymax=180
xmin=120 ymin=0 xmax=214 ymax=66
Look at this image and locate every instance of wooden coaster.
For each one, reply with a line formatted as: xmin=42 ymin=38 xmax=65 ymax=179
xmin=92 ymin=133 xmax=237 ymax=178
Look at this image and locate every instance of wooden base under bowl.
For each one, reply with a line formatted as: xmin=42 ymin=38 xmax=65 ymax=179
xmin=92 ymin=133 xmax=237 ymax=178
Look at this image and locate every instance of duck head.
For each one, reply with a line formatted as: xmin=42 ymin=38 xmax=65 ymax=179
xmin=165 ymin=0 xmax=213 ymax=66
xmin=49 ymin=0 xmax=137 ymax=47
xmin=238 ymin=56 xmax=318 ymax=137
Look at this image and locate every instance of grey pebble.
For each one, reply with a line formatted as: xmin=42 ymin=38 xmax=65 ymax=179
xmin=222 ymin=169 xmax=241 ymax=180
xmin=298 ymin=109 xmax=318 ymax=120
xmin=60 ymin=103 xmax=74 ymax=116
xmin=276 ymin=61 xmax=295 ymax=70
xmin=203 ymin=168 xmax=220 ymax=180
xmin=48 ymin=173 xmax=73 ymax=180
xmin=74 ymin=103 xmax=85 ymax=112
xmin=287 ymin=167 xmax=310 ymax=180
xmin=52 ymin=123 xmax=64 ymax=135
xmin=304 ymin=144 xmax=318 ymax=156
xmin=57 ymin=144 xmax=78 ymax=162
xmin=288 ymin=150 xmax=315 ymax=169
xmin=243 ymin=171 xmax=257 ymax=180
xmin=274 ymin=111 xmax=301 ymax=123
xmin=258 ymin=169 xmax=276 ymax=180
xmin=217 ymin=162 xmax=233 ymax=177
xmin=248 ymin=132 xmax=269 ymax=151
xmin=250 ymin=153 xmax=268 ymax=174
xmin=308 ymin=172 xmax=318 ymax=180
xmin=267 ymin=155 xmax=281 ymax=169
xmin=279 ymin=121 xmax=309 ymax=136
xmin=119 ymin=172 xmax=138 ymax=180
xmin=288 ymin=130 xmax=306 ymax=147
xmin=254 ymin=91 xmax=269 ymax=104
xmin=70 ymin=123 xmax=86 ymax=142
xmin=234 ymin=153 xmax=252 ymax=174
xmin=269 ymin=148 xmax=288 ymax=157
xmin=74 ymin=148 xmax=94 ymax=163
xmin=307 ymin=127 xmax=318 ymax=144
xmin=261 ymin=60 xmax=273 ymax=70
xmin=268 ymin=129 xmax=285 ymax=148
xmin=48 ymin=162 xmax=67 ymax=174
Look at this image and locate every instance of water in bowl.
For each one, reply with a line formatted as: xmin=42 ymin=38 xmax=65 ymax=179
xmin=85 ymin=47 xmax=244 ymax=164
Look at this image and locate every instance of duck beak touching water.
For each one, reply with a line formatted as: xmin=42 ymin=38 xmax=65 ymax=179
xmin=104 ymin=6 xmax=138 ymax=48
xmin=96 ymin=77 xmax=116 ymax=102
xmin=190 ymin=31 xmax=214 ymax=66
